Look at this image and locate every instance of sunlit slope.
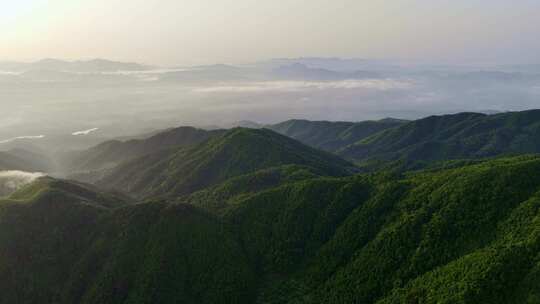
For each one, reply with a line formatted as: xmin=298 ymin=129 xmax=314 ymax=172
xmin=0 ymin=177 xmax=130 ymax=304
xmin=64 ymin=126 xmax=225 ymax=172
xmin=217 ymin=155 xmax=540 ymax=303
xmin=339 ymin=110 xmax=540 ymax=169
xmin=268 ymin=118 xmax=405 ymax=152
xmin=2 ymin=149 xmax=540 ymax=303
xmin=0 ymin=178 xmax=255 ymax=304
xmin=97 ymin=128 xmax=357 ymax=198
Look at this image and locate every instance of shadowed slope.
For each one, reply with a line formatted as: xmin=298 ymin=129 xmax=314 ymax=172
xmin=96 ymin=128 xmax=357 ymax=198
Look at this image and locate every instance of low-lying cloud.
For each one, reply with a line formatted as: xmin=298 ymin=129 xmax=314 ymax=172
xmin=0 ymin=171 xmax=45 ymax=197
xmin=0 ymin=135 xmax=45 ymax=144
xmin=72 ymin=128 xmax=99 ymax=136
xmin=192 ymin=79 xmax=414 ymax=93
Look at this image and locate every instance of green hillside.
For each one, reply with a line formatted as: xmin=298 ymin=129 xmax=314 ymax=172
xmin=1 ymin=154 xmax=540 ymax=303
xmin=183 ymin=164 xmax=323 ymax=215
xmin=223 ymin=155 xmax=540 ymax=304
xmin=339 ymin=110 xmax=540 ymax=168
xmin=96 ymin=128 xmax=356 ymax=198
xmin=0 ymin=177 xmax=130 ymax=303
xmin=268 ymin=118 xmax=405 ymax=152
xmin=2 ymin=115 xmax=540 ymax=303
xmin=0 ymin=177 xmax=255 ymax=304
xmin=62 ymin=126 xmax=225 ymax=173
xmin=60 ymin=202 xmax=256 ymax=304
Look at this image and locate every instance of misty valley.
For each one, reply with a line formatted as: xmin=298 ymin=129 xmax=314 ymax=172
xmin=2 ymin=2 xmax=540 ymax=299
xmin=1 ymin=96 xmax=540 ymax=302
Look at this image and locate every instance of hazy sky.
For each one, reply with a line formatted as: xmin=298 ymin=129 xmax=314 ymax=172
xmin=2 ymin=0 xmax=540 ymax=66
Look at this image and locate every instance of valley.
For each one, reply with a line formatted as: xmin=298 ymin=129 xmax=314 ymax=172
xmin=1 ymin=109 xmax=540 ymax=303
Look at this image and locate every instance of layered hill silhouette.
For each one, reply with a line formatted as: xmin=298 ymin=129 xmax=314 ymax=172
xmin=2 ymin=109 xmax=540 ymax=303
xmin=191 ymin=155 xmax=540 ymax=303
xmin=268 ymin=118 xmax=406 ymax=152
xmin=0 ymin=149 xmax=55 ymax=172
xmin=0 ymin=58 xmax=151 ymax=73
xmin=63 ymin=127 xmax=225 ymax=173
xmin=0 ymin=177 xmax=254 ymax=304
xmin=2 ymin=156 xmax=540 ymax=303
xmin=339 ymin=110 xmax=540 ymax=168
xmin=94 ymin=128 xmax=356 ymax=198
xmin=266 ymin=110 xmax=540 ymax=170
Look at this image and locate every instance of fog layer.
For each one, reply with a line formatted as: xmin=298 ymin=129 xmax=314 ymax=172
xmin=0 ymin=58 xmax=539 ymax=146
xmin=0 ymin=171 xmax=45 ymax=197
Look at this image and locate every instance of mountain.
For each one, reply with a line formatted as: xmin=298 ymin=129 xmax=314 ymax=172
xmin=0 ymin=149 xmax=55 ymax=172
xmin=0 ymin=177 xmax=253 ymax=304
xmin=0 ymin=177 xmax=131 ymax=303
xmin=338 ymin=109 xmax=540 ymax=169
xmin=271 ymin=63 xmax=380 ymax=80
xmin=1 ymin=146 xmax=540 ymax=302
xmin=224 ymin=120 xmax=263 ymax=129
xmin=0 ymin=58 xmax=151 ymax=73
xmin=95 ymin=128 xmax=356 ymax=198
xmin=260 ymin=57 xmax=396 ymax=72
xmin=215 ymin=155 xmax=540 ymax=303
xmin=268 ymin=118 xmax=406 ymax=152
xmin=62 ymin=126 xmax=225 ymax=173
xmin=183 ymin=164 xmax=324 ymax=215
xmin=16 ymin=68 xmax=134 ymax=83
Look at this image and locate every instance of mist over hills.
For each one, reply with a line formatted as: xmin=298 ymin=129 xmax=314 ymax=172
xmin=2 ymin=57 xmax=539 ymax=143
xmin=268 ymin=118 xmax=406 ymax=152
xmin=2 ymin=148 xmax=540 ymax=303
xmin=0 ymin=58 xmax=152 ymax=73
xmin=2 ymin=56 xmax=540 ymax=302
xmin=93 ymin=128 xmax=355 ymax=199
xmin=62 ymin=126 xmax=225 ymax=173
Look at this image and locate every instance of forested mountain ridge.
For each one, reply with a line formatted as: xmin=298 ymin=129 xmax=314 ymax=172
xmin=0 ymin=177 xmax=254 ymax=304
xmin=215 ymin=155 xmax=540 ymax=303
xmin=2 ymin=110 xmax=540 ymax=303
xmin=94 ymin=128 xmax=357 ymax=199
xmin=2 ymin=155 xmax=540 ymax=303
xmin=266 ymin=110 xmax=540 ymax=171
xmin=62 ymin=126 xmax=225 ymax=172
xmin=268 ymin=118 xmax=406 ymax=152
xmin=338 ymin=110 xmax=540 ymax=167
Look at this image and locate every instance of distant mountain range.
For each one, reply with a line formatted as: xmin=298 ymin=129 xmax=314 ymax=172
xmin=270 ymin=63 xmax=381 ymax=80
xmin=0 ymin=58 xmax=152 ymax=73
xmin=0 ymin=149 xmax=54 ymax=172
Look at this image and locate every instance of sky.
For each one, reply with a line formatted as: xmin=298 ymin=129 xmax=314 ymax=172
xmin=1 ymin=0 xmax=540 ymax=66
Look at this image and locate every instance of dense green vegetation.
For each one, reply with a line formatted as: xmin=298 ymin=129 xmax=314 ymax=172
xmin=183 ymin=164 xmax=323 ymax=215
xmin=3 ymin=113 xmax=540 ymax=303
xmin=338 ymin=110 xmax=540 ymax=169
xmin=63 ymin=126 xmax=225 ymax=172
xmin=95 ymin=128 xmax=356 ymax=198
xmin=268 ymin=118 xmax=405 ymax=152
xmin=222 ymin=155 xmax=540 ymax=303
xmin=266 ymin=110 xmax=540 ymax=171
xmin=0 ymin=178 xmax=255 ymax=304
xmin=0 ymin=177 xmax=130 ymax=303
xmin=4 ymin=155 xmax=540 ymax=303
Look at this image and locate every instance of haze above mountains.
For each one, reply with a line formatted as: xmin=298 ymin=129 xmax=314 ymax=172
xmin=1 ymin=107 xmax=540 ymax=303
xmin=1 ymin=57 xmax=540 ymax=303
xmin=1 ymin=57 xmax=539 ymax=149
xmin=3 ymin=0 xmax=540 ymax=301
